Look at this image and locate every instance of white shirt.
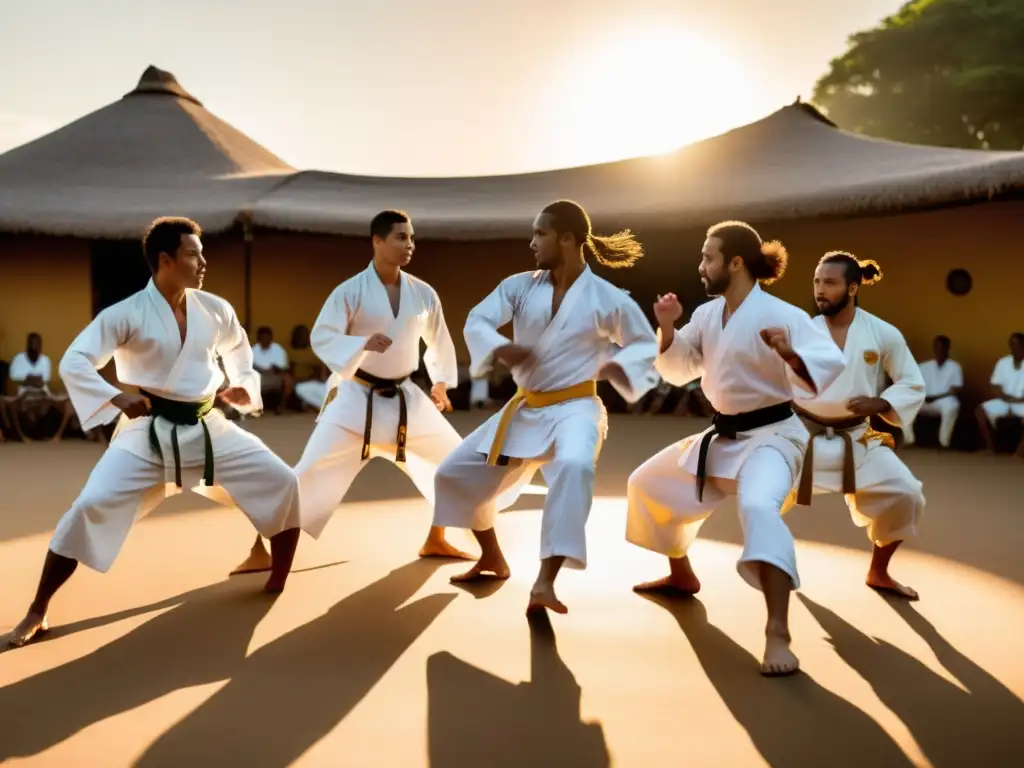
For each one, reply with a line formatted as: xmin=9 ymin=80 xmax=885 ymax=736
xmin=252 ymin=342 xmax=289 ymax=372
xmin=991 ymin=355 xmax=1024 ymax=399
xmin=9 ymin=351 xmax=53 ymax=396
xmin=918 ymin=358 xmax=963 ymax=398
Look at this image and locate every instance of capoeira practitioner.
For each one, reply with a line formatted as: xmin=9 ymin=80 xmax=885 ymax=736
xmin=232 ymin=210 xmax=474 ymax=575
xmin=433 ymin=200 xmax=659 ymax=614
xmin=626 ymin=221 xmax=847 ymax=676
xmin=8 ymin=218 xmax=303 ymax=648
xmin=788 ymin=252 xmax=926 ymax=598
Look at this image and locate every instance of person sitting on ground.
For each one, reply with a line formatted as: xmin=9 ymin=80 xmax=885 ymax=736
xmin=252 ymin=326 xmax=292 ymax=414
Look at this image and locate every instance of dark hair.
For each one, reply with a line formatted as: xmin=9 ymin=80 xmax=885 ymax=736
xmin=706 ymin=221 xmax=788 ymax=285
xmin=1011 ymin=332 xmax=1024 ymax=346
xmin=27 ymin=332 xmax=41 ymax=342
xmin=934 ymin=335 xmax=951 ymax=350
xmin=541 ymin=199 xmax=643 ymax=268
xmin=818 ymin=251 xmax=882 ymax=306
xmin=257 ymin=326 xmax=272 ymax=337
xmin=370 ymin=209 xmax=410 ymax=241
xmin=142 ymin=216 xmax=202 ymax=274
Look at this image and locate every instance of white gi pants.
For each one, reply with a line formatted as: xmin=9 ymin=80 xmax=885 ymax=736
xmin=50 ymin=439 xmax=300 ymax=573
xmin=433 ymin=416 xmax=600 ymax=570
xmin=797 ymin=441 xmax=924 ymax=547
xmin=626 ymin=444 xmax=799 ymax=590
xmin=981 ymin=398 xmax=1024 ymax=424
xmin=908 ymin=397 xmax=959 ymax=447
xmin=297 ymin=419 xmax=463 ymax=539
xmin=294 ymin=380 xmax=328 ymax=410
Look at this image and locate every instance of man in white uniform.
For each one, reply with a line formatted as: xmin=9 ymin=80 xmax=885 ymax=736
xmin=251 ymin=326 xmax=292 ymax=413
xmin=626 ymin=221 xmax=847 ymax=676
xmin=908 ymin=335 xmax=962 ymax=448
xmin=788 ymin=252 xmax=926 ymax=600
xmin=433 ymin=200 xmax=659 ymax=615
xmin=7 ymin=217 xmax=303 ymax=648
xmin=4 ymin=333 xmax=80 ymax=441
xmin=231 ymin=210 xmax=472 ymax=576
xmin=975 ymin=332 xmax=1024 ymax=456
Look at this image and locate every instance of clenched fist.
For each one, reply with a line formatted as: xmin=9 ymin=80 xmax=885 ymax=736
xmin=364 ymin=333 xmax=393 ymax=353
xmin=760 ymin=327 xmax=796 ymax=361
xmin=430 ymin=382 xmax=453 ymax=413
xmin=653 ymin=293 xmax=684 ymax=328
xmin=111 ymin=392 xmax=151 ymax=419
xmin=494 ymin=344 xmax=535 ymax=368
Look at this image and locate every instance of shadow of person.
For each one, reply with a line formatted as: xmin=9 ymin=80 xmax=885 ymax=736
xmin=134 ymin=559 xmax=456 ymax=767
xmin=639 ymin=592 xmax=914 ymax=768
xmin=427 ymin=610 xmax=609 ymax=768
xmin=800 ymin=594 xmax=1024 ymax=766
xmin=0 ymin=578 xmax=277 ymax=762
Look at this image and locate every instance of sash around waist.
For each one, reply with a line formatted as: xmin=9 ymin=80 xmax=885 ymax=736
xmin=352 ymin=368 xmax=413 ymax=462
xmin=139 ymin=390 xmax=217 ymax=488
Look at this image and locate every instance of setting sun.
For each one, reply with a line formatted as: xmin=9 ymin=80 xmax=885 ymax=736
xmin=549 ymin=22 xmax=755 ymax=166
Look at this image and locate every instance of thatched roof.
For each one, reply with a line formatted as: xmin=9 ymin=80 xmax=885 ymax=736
xmin=252 ymin=103 xmax=1024 ymax=238
xmin=1 ymin=66 xmax=1023 ymax=240
xmin=0 ymin=66 xmax=293 ymax=238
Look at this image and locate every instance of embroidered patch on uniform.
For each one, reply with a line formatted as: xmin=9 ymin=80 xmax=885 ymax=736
xmin=863 ymin=350 xmax=879 ymax=365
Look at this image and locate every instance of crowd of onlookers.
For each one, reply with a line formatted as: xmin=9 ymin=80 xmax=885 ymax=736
xmin=3 ymin=327 xmax=1023 ymax=456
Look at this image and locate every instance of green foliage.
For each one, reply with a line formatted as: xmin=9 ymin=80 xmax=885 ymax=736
xmin=812 ymin=0 xmax=1024 ymax=149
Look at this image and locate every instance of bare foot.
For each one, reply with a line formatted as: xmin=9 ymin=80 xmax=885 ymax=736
xmin=867 ymin=572 xmax=919 ymax=600
xmin=230 ymin=547 xmax=274 ymax=575
xmin=527 ymin=584 xmax=568 ymax=615
xmin=633 ymin=573 xmax=701 ymax=595
xmin=419 ymin=539 xmax=476 ymax=561
xmin=761 ymin=630 xmax=799 ymax=676
xmin=450 ymin=556 xmax=510 ymax=583
xmin=263 ymin=573 xmax=288 ymax=594
xmin=8 ymin=611 xmax=49 ymax=648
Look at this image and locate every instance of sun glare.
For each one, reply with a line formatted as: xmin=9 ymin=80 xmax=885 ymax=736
xmin=550 ymin=23 xmax=754 ymax=166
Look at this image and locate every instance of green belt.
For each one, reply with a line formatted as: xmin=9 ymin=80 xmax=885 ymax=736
xmin=140 ymin=390 xmax=216 ymax=488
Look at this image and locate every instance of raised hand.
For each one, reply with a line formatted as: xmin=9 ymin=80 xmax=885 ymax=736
xmin=364 ymin=333 xmax=393 ymax=353
xmin=654 ymin=293 xmax=684 ymax=328
xmin=760 ymin=327 xmax=796 ymax=361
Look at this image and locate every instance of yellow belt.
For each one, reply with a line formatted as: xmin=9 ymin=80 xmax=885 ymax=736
xmin=485 ymin=380 xmax=598 ymax=466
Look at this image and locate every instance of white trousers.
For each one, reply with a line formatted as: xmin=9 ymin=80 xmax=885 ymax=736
xmin=433 ymin=415 xmax=601 ymax=570
xmin=908 ymin=397 xmax=959 ymax=447
xmin=792 ymin=441 xmax=924 ymax=547
xmin=50 ymin=443 xmax=300 ymax=573
xmin=626 ymin=444 xmax=799 ymax=591
xmin=295 ymin=380 xmax=328 ymax=410
xmin=296 ymin=419 xmax=462 ymax=539
xmin=981 ymin=398 xmax=1024 ymax=425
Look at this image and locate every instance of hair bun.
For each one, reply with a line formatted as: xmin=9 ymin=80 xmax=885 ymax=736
xmin=858 ymin=259 xmax=883 ymax=286
xmin=758 ymin=240 xmax=789 ymax=284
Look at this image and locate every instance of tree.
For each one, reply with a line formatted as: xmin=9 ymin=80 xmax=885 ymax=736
xmin=812 ymin=0 xmax=1024 ymax=150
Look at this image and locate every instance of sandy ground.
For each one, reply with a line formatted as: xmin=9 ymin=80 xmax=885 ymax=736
xmin=1 ymin=411 xmax=1022 ymax=767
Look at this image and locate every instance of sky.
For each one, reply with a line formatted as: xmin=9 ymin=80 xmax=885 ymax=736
xmin=0 ymin=0 xmax=905 ymax=177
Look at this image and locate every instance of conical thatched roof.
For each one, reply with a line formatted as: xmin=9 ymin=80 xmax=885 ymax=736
xmin=251 ymin=101 xmax=1024 ymax=238
xmin=1 ymin=67 xmax=1023 ymax=241
xmin=0 ymin=66 xmax=293 ymax=238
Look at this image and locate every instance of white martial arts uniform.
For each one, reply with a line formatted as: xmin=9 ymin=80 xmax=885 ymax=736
xmin=980 ymin=355 xmax=1024 ymax=424
xmin=792 ymin=309 xmax=926 ymax=547
xmin=50 ymin=280 xmax=301 ymax=572
xmin=251 ymin=341 xmax=289 ymax=373
xmin=9 ymin=351 xmax=57 ymax=397
xmin=296 ymin=263 xmax=464 ymax=538
xmin=434 ymin=267 xmax=659 ymax=569
xmin=910 ymin=358 xmax=963 ymax=447
xmin=626 ymin=284 xmax=846 ymax=590
xmin=294 ymin=379 xmax=329 ymax=410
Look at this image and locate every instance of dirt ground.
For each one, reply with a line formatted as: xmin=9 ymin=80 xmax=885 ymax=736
xmin=1 ymin=411 xmax=1022 ymax=767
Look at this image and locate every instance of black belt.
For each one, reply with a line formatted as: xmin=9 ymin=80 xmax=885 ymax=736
xmin=140 ymin=390 xmax=216 ymax=488
xmin=353 ymin=369 xmax=409 ymax=462
xmin=695 ymin=401 xmax=794 ymax=501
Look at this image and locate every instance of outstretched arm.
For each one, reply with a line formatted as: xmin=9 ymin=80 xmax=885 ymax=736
xmin=598 ymin=297 xmax=660 ymax=403
xmin=422 ymin=288 xmax=459 ymax=390
xmin=876 ymin=329 xmax=926 ymax=427
xmin=779 ymin=316 xmax=846 ymax=398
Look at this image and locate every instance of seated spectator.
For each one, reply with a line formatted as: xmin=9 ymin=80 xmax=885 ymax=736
xmin=4 ymin=332 xmax=89 ymax=442
xmin=975 ymin=332 xmax=1024 ymax=455
xmin=251 ymin=326 xmax=292 ymax=414
xmin=908 ymin=334 xmax=962 ymax=448
xmin=290 ymin=324 xmax=330 ymax=413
